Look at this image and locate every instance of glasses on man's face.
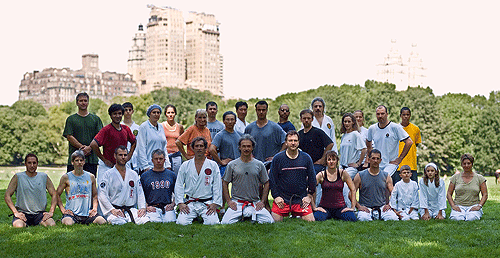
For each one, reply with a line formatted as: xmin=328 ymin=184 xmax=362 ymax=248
xmin=280 ymin=109 xmax=289 ymax=112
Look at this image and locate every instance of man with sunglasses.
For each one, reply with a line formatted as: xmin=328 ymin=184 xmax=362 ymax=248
xmin=277 ymin=104 xmax=296 ymax=133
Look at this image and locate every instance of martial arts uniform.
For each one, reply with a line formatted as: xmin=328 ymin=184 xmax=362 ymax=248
xmin=174 ymin=158 xmax=222 ymax=225
xmin=419 ymin=178 xmax=447 ymax=218
xmin=390 ymin=180 xmax=420 ymax=220
xmin=98 ymin=167 xmax=149 ymax=225
xmin=312 ymin=114 xmax=338 ymax=153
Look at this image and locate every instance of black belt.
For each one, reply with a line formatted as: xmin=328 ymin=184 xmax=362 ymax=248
xmin=151 ymin=203 xmax=170 ymax=214
xmin=369 ymin=206 xmax=383 ymax=221
xmin=185 ymin=196 xmax=212 ymax=205
xmin=113 ymin=205 xmax=135 ymax=224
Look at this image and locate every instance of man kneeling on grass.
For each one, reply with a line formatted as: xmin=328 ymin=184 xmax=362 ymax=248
xmin=5 ymin=153 xmax=57 ymax=227
xmin=221 ymin=134 xmax=274 ymax=224
xmin=98 ymin=146 xmax=149 ymax=225
xmin=140 ymin=149 xmax=177 ymax=223
xmin=56 ymin=150 xmax=106 ymax=225
xmin=269 ymin=131 xmax=316 ymax=222
xmin=175 ymin=137 xmax=222 ymax=225
xmin=353 ymin=149 xmax=399 ymax=221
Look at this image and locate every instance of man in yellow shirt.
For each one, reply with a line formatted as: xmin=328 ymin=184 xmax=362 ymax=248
xmin=397 ymin=107 xmax=421 ymax=183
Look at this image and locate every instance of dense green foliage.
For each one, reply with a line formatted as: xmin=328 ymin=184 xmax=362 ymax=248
xmin=1 ymin=80 xmax=499 ymax=174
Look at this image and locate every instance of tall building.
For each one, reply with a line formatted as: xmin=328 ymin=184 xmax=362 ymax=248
xmin=129 ymin=5 xmax=224 ymax=96
xmin=145 ymin=5 xmax=185 ymax=94
xmin=407 ymin=43 xmax=426 ymax=87
xmin=376 ymin=40 xmax=426 ymax=90
xmin=127 ymin=24 xmax=147 ymax=93
xmin=19 ymin=54 xmax=137 ymax=109
xmin=185 ymin=12 xmax=223 ymax=96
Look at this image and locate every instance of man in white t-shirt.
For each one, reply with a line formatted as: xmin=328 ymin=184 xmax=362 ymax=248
xmin=234 ymin=101 xmax=249 ymax=135
xmin=365 ymin=105 xmax=412 ymax=179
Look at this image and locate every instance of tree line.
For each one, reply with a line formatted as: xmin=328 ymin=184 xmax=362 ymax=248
xmin=1 ymin=80 xmax=499 ymax=175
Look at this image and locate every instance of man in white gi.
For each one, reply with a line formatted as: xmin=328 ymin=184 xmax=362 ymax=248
xmin=365 ymin=105 xmax=413 ymax=179
xmin=354 ymin=149 xmax=399 ymax=221
xmin=175 ymin=137 xmax=222 ymax=225
xmin=98 ymin=146 xmax=149 ymax=225
xmin=221 ymin=134 xmax=274 ymax=224
xmin=311 ymin=97 xmax=337 ymax=153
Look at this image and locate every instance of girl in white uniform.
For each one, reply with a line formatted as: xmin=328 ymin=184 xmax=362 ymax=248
xmin=419 ymin=163 xmax=446 ymax=220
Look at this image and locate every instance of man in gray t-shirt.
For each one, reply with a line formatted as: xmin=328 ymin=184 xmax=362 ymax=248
xmin=221 ymin=134 xmax=274 ymax=224
xmin=353 ymin=149 xmax=398 ymax=221
xmin=5 ymin=153 xmax=57 ymax=227
xmin=244 ymin=100 xmax=286 ymax=164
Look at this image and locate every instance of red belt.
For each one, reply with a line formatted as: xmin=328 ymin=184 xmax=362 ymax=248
xmin=237 ymin=200 xmax=255 ymax=210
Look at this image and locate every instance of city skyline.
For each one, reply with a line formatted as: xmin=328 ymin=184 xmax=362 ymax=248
xmin=2 ymin=1 xmax=499 ymax=106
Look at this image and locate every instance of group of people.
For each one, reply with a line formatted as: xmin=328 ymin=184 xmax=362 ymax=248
xmin=4 ymin=93 xmax=488 ymax=227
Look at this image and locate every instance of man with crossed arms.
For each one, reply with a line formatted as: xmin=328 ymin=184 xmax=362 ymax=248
xmin=221 ymin=134 xmax=274 ymax=224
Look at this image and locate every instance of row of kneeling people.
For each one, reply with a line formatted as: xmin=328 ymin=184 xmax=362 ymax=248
xmin=5 ymin=136 xmax=487 ymax=227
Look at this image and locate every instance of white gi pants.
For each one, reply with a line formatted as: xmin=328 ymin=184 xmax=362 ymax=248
xmin=450 ymin=205 xmax=483 ymax=221
xmin=221 ymin=201 xmax=274 ymax=224
xmin=398 ymin=208 xmax=419 ymax=220
xmin=176 ymin=202 xmax=220 ymax=225
xmin=107 ymin=208 xmax=150 ymax=225
xmin=345 ymin=167 xmax=358 ymax=179
xmin=343 ymin=182 xmax=352 ymax=209
xmin=357 ymin=207 xmax=399 ymax=221
xmin=381 ymin=164 xmax=398 ymax=177
xmin=419 ymin=209 xmax=446 ymax=219
xmin=147 ymin=208 xmax=176 ymax=223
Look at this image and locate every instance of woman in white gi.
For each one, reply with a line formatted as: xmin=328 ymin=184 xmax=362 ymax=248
xmin=390 ymin=165 xmax=419 ymax=220
xmin=447 ymin=154 xmax=488 ymax=221
xmin=419 ymin=163 xmax=446 ymax=220
xmin=136 ymin=104 xmax=171 ymax=174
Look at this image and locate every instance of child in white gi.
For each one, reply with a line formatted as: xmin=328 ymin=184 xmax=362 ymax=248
xmin=419 ymin=163 xmax=446 ymax=220
xmin=390 ymin=165 xmax=419 ymax=220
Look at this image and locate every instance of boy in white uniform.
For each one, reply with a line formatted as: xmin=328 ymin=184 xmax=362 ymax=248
xmin=366 ymin=105 xmax=413 ymax=179
xmin=98 ymin=146 xmax=149 ymax=225
xmin=390 ymin=165 xmax=419 ymax=220
xmin=175 ymin=137 xmax=222 ymax=225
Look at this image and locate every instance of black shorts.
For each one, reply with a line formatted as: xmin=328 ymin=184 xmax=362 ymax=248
xmin=12 ymin=211 xmax=44 ymax=226
xmin=62 ymin=214 xmax=98 ymax=225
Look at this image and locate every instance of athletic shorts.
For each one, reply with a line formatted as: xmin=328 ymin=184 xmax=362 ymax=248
xmin=272 ymin=202 xmax=313 ymax=217
xmin=62 ymin=214 xmax=98 ymax=225
xmin=12 ymin=211 xmax=44 ymax=226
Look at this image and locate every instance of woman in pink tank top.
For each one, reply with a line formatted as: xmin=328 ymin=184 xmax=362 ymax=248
xmin=161 ymin=104 xmax=184 ymax=174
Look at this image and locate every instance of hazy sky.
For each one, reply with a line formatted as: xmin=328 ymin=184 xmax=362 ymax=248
xmin=1 ymin=1 xmax=499 ymax=105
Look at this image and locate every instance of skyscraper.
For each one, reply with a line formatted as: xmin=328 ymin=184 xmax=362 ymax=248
xmin=145 ymin=5 xmax=185 ymax=93
xmin=127 ymin=24 xmax=146 ymax=93
xmin=185 ymin=12 xmax=223 ymax=95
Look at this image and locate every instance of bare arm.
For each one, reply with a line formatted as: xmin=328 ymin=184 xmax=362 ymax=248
xmin=365 ymin=140 xmax=372 ymax=164
xmin=209 ymin=144 xmax=223 ymax=165
xmin=315 ymin=143 xmax=334 ymax=165
xmin=342 ymin=170 xmax=357 ymax=210
xmin=46 ymin=177 xmax=58 ymax=214
xmin=447 ymin=182 xmax=461 ymax=212
xmin=176 ymin=139 xmax=190 ymax=160
xmin=90 ymin=139 xmax=112 ymax=167
xmin=90 ymin=175 xmax=99 ymax=216
xmin=353 ymin=173 xmax=366 ymax=211
xmin=55 ymin=174 xmax=69 ymax=214
xmin=258 ymin=181 xmax=270 ymax=211
xmin=4 ymin=175 xmax=20 ymax=215
xmin=390 ymin=137 xmax=413 ymax=165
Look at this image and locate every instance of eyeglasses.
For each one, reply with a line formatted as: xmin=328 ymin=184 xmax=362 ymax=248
xmin=280 ymin=109 xmax=289 ymax=112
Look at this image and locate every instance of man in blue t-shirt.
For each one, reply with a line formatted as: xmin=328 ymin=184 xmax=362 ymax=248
xmin=277 ymin=104 xmax=296 ymax=133
xmin=206 ymin=101 xmax=225 ymax=140
xmin=245 ymin=100 xmax=286 ymax=166
xmin=140 ymin=149 xmax=177 ymax=223
xmin=209 ymin=111 xmax=242 ymax=177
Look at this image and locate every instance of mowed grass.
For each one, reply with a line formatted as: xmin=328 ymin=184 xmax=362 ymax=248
xmin=0 ymin=168 xmax=499 ymax=258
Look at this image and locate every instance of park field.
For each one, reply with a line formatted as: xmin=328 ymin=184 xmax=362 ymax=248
xmin=0 ymin=167 xmax=499 ymax=257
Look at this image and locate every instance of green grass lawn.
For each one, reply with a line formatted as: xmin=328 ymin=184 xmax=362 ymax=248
xmin=1 ymin=169 xmax=499 ymax=257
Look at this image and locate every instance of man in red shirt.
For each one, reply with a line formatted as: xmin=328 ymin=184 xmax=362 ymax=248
xmin=91 ymin=104 xmax=136 ymax=182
